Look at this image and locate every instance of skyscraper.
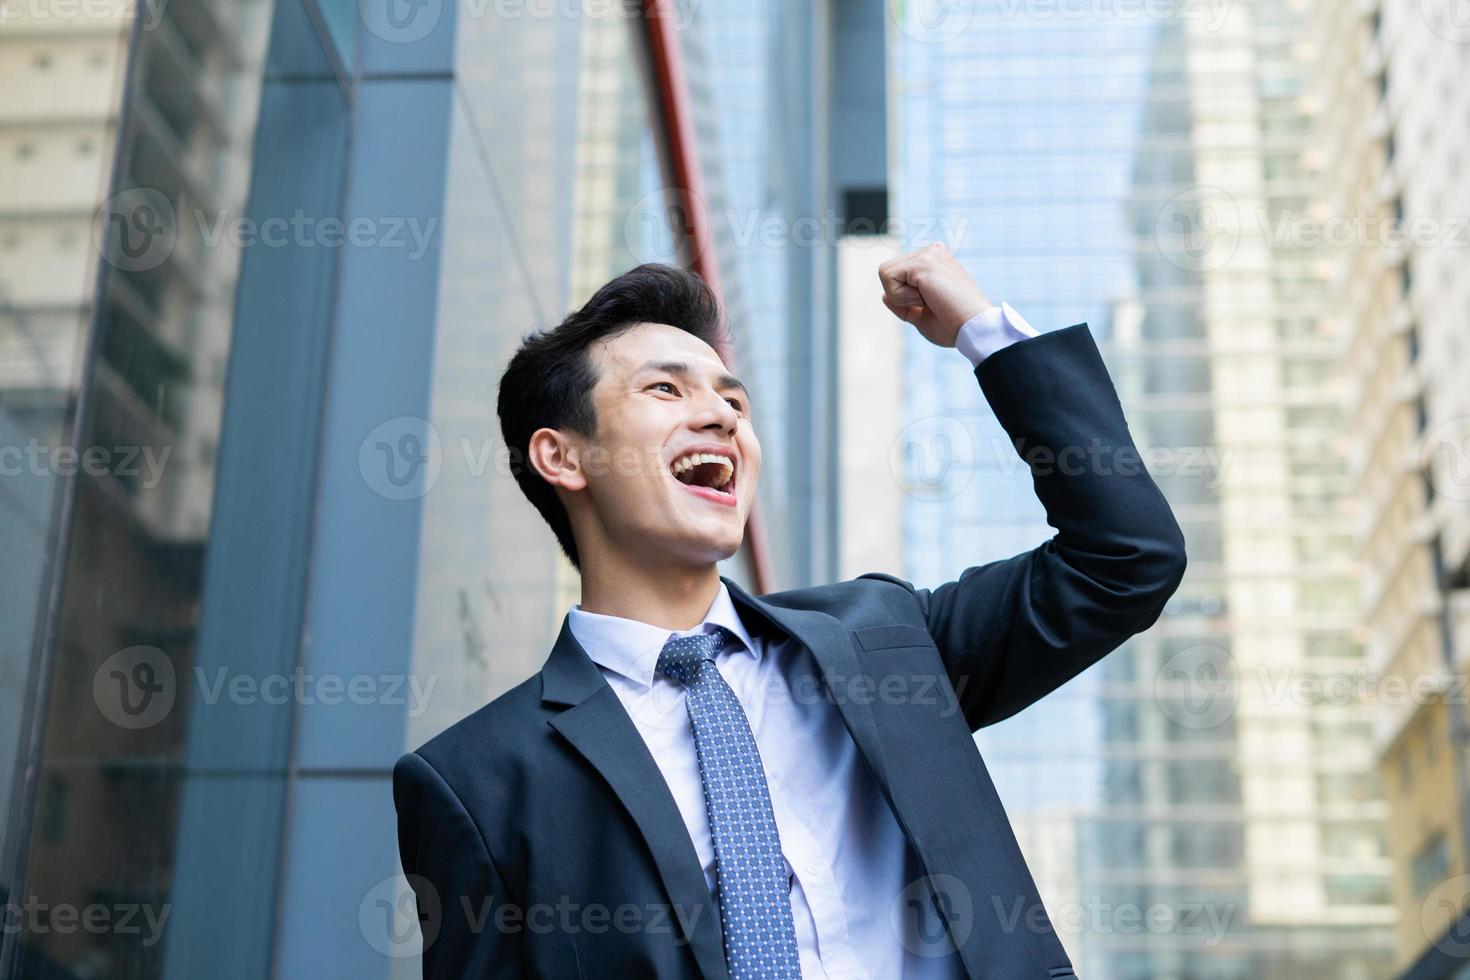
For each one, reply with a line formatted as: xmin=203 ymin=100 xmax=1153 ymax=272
xmin=890 ymin=4 xmax=1396 ymax=975
xmin=1307 ymin=0 xmax=1470 ymax=970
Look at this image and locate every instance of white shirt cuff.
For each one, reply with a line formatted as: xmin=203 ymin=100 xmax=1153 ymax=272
xmin=955 ymin=301 xmax=1040 ymax=368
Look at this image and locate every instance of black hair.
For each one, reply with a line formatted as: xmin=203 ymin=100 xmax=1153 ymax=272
xmin=496 ymin=263 xmax=726 ymax=571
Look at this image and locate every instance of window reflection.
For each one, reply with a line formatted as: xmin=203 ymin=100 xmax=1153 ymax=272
xmin=4 ymin=1 xmax=343 ymax=977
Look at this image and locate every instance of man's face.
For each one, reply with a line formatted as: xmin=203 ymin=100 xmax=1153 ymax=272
xmin=567 ymin=322 xmax=761 ymax=568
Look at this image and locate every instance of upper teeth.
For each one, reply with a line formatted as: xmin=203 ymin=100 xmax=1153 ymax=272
xmin=671 ymin=452 xmax=734 ymax=481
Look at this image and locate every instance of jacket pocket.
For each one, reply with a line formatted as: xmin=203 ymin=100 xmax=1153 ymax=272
xmin=853 ymin=623 xmax=934 ymax=651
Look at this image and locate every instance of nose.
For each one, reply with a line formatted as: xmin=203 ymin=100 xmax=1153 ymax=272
xmin=691 ymin=386 xmax=739 ymax=434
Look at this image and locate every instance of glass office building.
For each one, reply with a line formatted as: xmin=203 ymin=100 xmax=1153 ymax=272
xmin=891 ymin=5 xmax=1395 ymax=978
xmin=0 ymin=0 xmax=851 ymax=975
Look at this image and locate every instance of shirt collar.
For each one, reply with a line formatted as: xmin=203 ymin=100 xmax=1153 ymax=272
xmin=567 ymin=580 xmax=760 ymax=690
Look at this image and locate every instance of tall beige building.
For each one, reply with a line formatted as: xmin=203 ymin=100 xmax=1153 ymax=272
xmin=1095 ymin=5 xmax=1396 ymax=974
xmin=0 ymin=10 xmax=131 ymax=394
xmin=1307 ymin=0 xmax=1470 ymax=970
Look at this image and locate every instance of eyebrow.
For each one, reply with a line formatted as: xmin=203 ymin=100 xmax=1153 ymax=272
xmin=636 ymin=360 xmax=748 ymax=399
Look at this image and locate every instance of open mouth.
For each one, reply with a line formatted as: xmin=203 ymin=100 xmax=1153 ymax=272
xmin=669 ymin=451 xmax=737 ymax=505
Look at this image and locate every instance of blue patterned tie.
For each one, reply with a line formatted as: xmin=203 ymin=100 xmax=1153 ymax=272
xmin=656 ymin=626 xmax=801 ymax=979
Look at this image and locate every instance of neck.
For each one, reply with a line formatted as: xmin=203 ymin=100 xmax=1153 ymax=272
xmin=577 ymin=553 xmax=723 ymax=631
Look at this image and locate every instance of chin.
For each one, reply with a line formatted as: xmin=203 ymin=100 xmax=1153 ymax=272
xmin=673 ymin=530 xmax=744 ymax=566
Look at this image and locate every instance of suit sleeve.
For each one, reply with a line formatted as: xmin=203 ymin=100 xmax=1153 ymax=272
xmin=393 ymin=751 xmax=522 ymax=978
xmin=862 ymin=322 xmax=1187 ymax=731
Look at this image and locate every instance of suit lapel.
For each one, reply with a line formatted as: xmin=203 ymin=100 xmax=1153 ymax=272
xmin=720 ymin=577 xmax=899 ymax=808
xmin=723 ymin=577 xmax=998 ymax=980
xmin=541 ymin=617 xmax=729 ymax=980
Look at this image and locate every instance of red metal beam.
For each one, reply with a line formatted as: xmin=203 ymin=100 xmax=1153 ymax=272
xmin=640 ymin=0 xmax=776 ymax=594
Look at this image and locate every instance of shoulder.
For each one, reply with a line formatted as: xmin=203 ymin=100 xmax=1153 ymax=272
xmin=753 ymin=572 xmax=924 ymax=630
xmin=395 ymin=671 xmax=548 ymax=795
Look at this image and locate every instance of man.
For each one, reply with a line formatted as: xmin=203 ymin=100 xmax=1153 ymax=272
xmin=393 ymin=245 xmax=1187 ymax=978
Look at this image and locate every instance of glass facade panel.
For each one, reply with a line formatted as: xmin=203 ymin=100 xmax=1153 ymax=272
xmin=0 ymin=3 xmax=136 ymax=923
xmin=407 ymin=8 xmax=680 ymax=744
xmin=4 ymin=1 xmax=808 ymax=975
xmin=2 ymin=1 xmax=351 ymax=975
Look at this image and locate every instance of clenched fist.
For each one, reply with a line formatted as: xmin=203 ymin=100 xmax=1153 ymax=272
xmin=878 ymin=243 xmax=993 ymax=349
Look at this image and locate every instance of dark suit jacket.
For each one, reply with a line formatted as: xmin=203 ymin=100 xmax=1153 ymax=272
xmin=394 ymin=322 xmax=1188 ymax=979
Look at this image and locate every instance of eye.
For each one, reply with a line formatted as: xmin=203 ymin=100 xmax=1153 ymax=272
xmin=726 ymin=398 xmax=745 ymax=413
xmin=648 ymin=381 xmax=678 ymax=395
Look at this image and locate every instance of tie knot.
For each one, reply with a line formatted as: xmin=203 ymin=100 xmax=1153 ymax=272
xmin=655 ymin=626 xmax=732 ymax=687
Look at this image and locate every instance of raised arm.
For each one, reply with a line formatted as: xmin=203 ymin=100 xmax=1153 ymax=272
xmin=869 ymin=245 xmax=1187 ymax=730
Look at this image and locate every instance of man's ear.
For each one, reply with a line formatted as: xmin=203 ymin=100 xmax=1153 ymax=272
xmin=527 ymin=427 xmax=587 ymax=491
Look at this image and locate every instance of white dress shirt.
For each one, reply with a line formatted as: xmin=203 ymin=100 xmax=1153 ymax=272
xmin=567 ymin=305 xmax=1038 ymax=978
xmin=955 ymin=301 xmax=1038 ymax=367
